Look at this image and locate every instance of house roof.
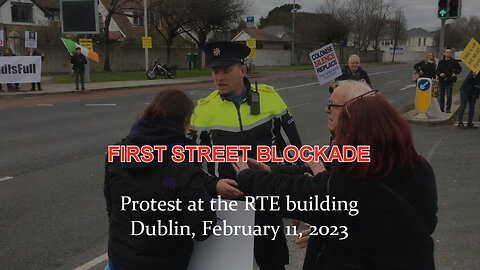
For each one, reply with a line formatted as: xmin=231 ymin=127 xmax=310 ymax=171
xmin=234 ymin=29 xmax=284 ymax=42
xmin=35 ymin=0 xmax=59 ymax=9
xmin=407 ymin=28 xmax=434 ymax=38
xmin=261 ymin=25 xmax=292 ymax=40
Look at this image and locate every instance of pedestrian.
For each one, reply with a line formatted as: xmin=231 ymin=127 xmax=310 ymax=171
xmin=413 ymin=52 xmax=437 ymax=79
xmin=457 ymin=71 xmax=480 ymax=129
xmin=190 ymin=41 xmax=303 ymax=270
xmin=104 ymin=89 xmax=217 ymax=270
xmin=69 ymin=47 xmax=87 ymax=90
xmin=3 ymin=47 xmax=20 ymax=91
xmin=27 ymin=47 xmax=45 ymax=91
xmin=328 ymin=54 xmax=371 ymax=93
xmin=233 ymin=80 xmax=438 ymax=270
xmin=436 ymin=48 xmax=462 ymax=113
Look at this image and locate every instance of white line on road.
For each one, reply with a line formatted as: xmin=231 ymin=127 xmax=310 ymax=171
xmin=37 ymin=104 xmax=54 ymax=106
xmin=277 ymin=82 xmax=319 ymax=91
xmin=386 ymin=79 xmax=400 ymax=85
xmin=0 ymin=176 xmax=14 ymax=182
xmin=85 ymin=104 xmax=117 ymax=106
xmin=73 ymin=253 xmax=108 ymax=270
xmin=290 ymin=102 xmax=311 ymax=109
xmin=427 ymin=137 xmax=444 ymax=162
xmin=399 ymin=84 xmax=415 ymax=91
xmin=369 ymin=70 xmax=394 ymax=76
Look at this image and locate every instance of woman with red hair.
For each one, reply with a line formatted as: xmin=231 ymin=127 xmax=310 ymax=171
xmin=233 ymin=81 xmax=438 ymax=270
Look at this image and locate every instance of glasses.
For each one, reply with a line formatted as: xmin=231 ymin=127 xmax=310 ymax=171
xmin=327 ymin=90 xmax=379 ymax=118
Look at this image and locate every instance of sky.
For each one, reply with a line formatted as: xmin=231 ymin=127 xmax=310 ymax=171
xmin=248 ymin=0 xmax=480 ymax=31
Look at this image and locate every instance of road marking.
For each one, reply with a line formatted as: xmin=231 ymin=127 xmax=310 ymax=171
xmin=85 ymin=104 xmax=116 ymax=106
xmin=37 ymin=104 xmax=53 ymax=106
xmin=290 ymin=102 xmax=310 ymax=109
xmin=427 ymin=137 xmax=443 ymax=162
xmin=386 ymin=79 xmax=400 ymax=85
xmin=369 ymin=70 xmax=394 ymax=76
xmin=277 ymin=82 xmax=319 ymax=91
xmin=399 ymin=84 xmax=415 ymax=91
xmin=73 ymin=253 xmax=108 ymax=270
xmin=0 ymin=176 xmax=14 ymax=182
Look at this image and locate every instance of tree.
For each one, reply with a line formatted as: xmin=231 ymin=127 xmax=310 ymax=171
xmin=150 ymin=0 xmax=192 ymax=64
xmin=388 ymin=8 xmax=407 ymax=63
xmin=258 ymin=3 xmax=301 ymax=29
xmin=101 ymin=0 xmax=139 ymax=72
xmin=181 ymin=0 xmax=248 ymax=67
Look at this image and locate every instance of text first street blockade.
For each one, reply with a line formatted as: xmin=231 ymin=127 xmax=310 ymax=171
xmin=309 ymin=43 xmax=342 ymax=85
xmin=0 ymin=56 xmax=42 ymax=83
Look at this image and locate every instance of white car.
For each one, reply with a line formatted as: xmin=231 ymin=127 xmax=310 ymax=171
xmin=454 ymin=50 xmax=463 ymax=61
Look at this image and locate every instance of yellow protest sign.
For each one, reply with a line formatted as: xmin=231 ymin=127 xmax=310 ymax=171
xmin=142 ymin=36 xmax=152 ymax=49
xmin=460 ymin=38 xmax=480 ymax=73
xmin=247 ymin=48 xmax=256 ymax=59
xmin=246 ymin=39 xmax=256 ymax=49
xmin=79 ymin=38 xmax=93 ymax=50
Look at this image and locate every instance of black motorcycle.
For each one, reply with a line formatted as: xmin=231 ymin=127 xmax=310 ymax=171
xmin=146 ymin=59 xmax=177 ymax=79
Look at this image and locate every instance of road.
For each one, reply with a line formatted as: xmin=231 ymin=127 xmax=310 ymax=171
xmin=0 ymin=63 xmax=479 ymax=270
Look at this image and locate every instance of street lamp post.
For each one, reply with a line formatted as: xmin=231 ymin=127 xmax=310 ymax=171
xmin=144 ymin=0 xmax=148 ymax=72
xmin=291 ymin=0 xmax=296 ymax=65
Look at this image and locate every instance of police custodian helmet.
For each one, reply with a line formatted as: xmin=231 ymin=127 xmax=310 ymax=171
xmin=202 ymin=41 xmax=251 ymax=68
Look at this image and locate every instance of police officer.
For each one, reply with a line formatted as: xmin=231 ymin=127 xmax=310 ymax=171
xmin=190 ymin=41 xmax=303 ymax=270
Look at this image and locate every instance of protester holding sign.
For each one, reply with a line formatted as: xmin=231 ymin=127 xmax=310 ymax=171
xmin=27 ymin=48 xmax=44 ymax=91
xmin=457 ymin=71 xmax=480 ymax=129
xmin=328 ymin=55 xmax=371 ymax=93
xmin=233 ymin=81 xmax=438 ymax=270
xmin=104 ymin=89 xmax=217 ymax=270
xmin=2 ymin=48 xmax=20 ymax=91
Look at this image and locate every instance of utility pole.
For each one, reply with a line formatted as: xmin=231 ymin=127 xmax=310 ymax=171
xmin=291 ymin=0 xmax=296 ymax=65
xmin=143 ymin=0 xmax=149 ymax=71
xmin=438 ymin=18 xmax=446 ymax=59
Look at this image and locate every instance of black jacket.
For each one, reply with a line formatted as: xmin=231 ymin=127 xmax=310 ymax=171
xmin=237 ymin=160 xmax=438 ymax=270
xmin=460 ymin=71 xmax=480 ymax=98
xmin=413 ymin=60 xmax=436 ymax=79
xmin=104 ymin=117 xmax=216 ymax=270
xmin=70 ymin=53 xmax=88 ymax=71
xmin=329 ymin=65 xmax=372 ymax=93
xmin=436 ymin=58 xmax=461 ymax=83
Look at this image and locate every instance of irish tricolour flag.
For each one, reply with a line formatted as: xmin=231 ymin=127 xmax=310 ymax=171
xmin=61 ymin=38 xmax=100 ymax=62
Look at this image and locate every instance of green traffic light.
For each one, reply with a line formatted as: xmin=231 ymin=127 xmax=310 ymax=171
xmin=438 ymin=9 xmax=448 ymax=17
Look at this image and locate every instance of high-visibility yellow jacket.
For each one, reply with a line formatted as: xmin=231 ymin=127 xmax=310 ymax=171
xmin=190 ymin=82 xmax=302 ymax=180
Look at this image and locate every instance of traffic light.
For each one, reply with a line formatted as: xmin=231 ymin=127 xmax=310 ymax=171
xmin=438 ymin=0 xmax=448 ymax=18
xmin=448 ymin=0 xmax=460 ymax=18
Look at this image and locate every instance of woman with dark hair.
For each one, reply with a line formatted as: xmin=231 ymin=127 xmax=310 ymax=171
xmin=104 ymin=89 xmax=216 ymax=270
xmin=233 ymin=82 xmax=438 ymax=270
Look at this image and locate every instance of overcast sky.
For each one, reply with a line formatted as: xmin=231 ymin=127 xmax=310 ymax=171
xmin=249 ymin=0 xmax=480 ymax=31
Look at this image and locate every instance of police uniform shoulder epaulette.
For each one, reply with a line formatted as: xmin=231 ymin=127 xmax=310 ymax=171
xmin=197 ymin=90 xmax=220 ymax=105
xmin=251 ymin=84 xmax=275 ymax=93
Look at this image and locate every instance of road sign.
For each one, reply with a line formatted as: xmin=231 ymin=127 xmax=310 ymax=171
xmin=246 ymin=39 xmax=256 ymax=49
xmin=142 ymin=36 xmax=152 ymax=49
xmin=415 ymin=78 xmax=432 ymax=113
xmin=246 ymin=16 xmax=254 ymax=23
xmin=79 ymin=38 xmax=93 ymax=50
xmin=460 ymin=38 xmax=480 ymax=73
xmin=60 ymin=0 xmax=99 ymax=34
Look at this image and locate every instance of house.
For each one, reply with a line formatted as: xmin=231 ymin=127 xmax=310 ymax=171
xmin=232 ymin=28 xmax=291 ymax=66
xmin=380 ymin=28 xmax=436 ymax=62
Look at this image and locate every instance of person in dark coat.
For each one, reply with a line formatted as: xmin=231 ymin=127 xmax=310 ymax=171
xmin=27 ymin=47 xmax=45 ymax=91
xmin=436 ymin=48 xmax=462 ymax=113
xmin=413 ymin=52 xmax=436 ymax=79
xmin=457 ymin=71 xmax=480 ymax=129
xmin=2 ymin=47 xmax=20 ymax=91
xmin=233 ymin=81 xmax=438 ymax=270
xmin=328 ymin=54 xmax=371 ymax=93
xmin=69 ymin=47 xmax=88 ymax=90
xmin=104 ymin=89 xmax=217 ymax=270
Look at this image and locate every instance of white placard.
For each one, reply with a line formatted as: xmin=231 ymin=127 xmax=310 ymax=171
xmin=187 ymin=200 xmax=255 ymax=270
xmin=0 ymin=30 xmax=4 ymax=47
xmin=25 ymin=31 xmax=38 ymax=48
xmin=309 ymin=43 xmax=342 ymax=85
xmin=0 ymin=56 xmax=42 ymax=83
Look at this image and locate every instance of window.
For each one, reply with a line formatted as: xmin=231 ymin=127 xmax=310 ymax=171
xmin=423 ymin=37 xmax=426 ymax=46
xmin=132 ymin=10 xmax=143 ymax=27
xmin=11 ymin=2 xmax=33 ymax=23
xmin=418 ymin=38 xmax=421 ymax=46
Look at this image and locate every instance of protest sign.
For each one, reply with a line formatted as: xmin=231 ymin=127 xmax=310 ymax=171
xmin=187 ymin=200 xmax=255 ymax=270
xmin=0 ymin=56 xmax=42 ymax=83
xmin=309 ymin=43 xmax=342 ymax=85
xmin=460 ymin=38 xmax=480 ymax=73
xmin=25 ymin=31 xmax=38 ymax=48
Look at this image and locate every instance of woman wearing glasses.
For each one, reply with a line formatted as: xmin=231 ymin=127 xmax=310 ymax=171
xmin=233 ymin=81 xmax=438 ymax=270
